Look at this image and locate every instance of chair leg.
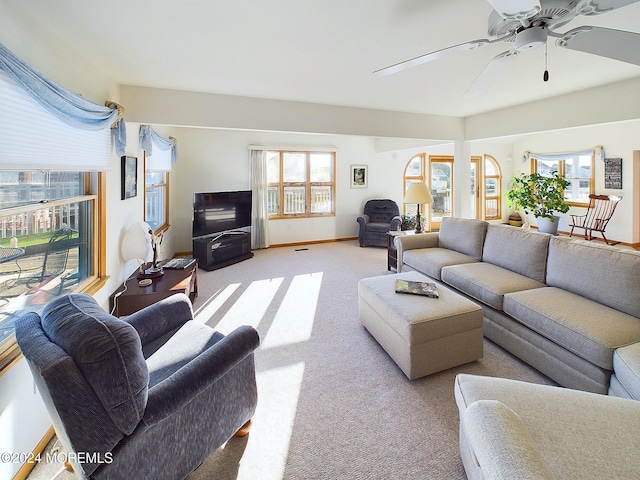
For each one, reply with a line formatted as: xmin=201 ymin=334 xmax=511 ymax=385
xmin=235 ymin=419 xmax=253 ymax=437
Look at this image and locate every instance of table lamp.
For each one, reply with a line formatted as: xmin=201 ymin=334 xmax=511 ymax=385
xmin=404 ymin=182 xmax=433 ymax=233
xmin=121 ymin=221 xmax=152 ymax=275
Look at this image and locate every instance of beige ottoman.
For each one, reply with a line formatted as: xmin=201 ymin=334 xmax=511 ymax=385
xmin=358 ymin=271 xmax=483 ymax=380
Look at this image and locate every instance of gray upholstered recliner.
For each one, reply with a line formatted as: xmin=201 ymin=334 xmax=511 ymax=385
xmin=15 ymin=293 xmax=259 ymax=480
xmin=356 ymin=199 xmax=402 ymax=247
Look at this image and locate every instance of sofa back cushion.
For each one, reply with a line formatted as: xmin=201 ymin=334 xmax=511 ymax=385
xmin=438 ymin=217 xmax=488 ymax=261
xmin=42 ymin=293 xmax=149 ymax=435
xmin=364 ymin=199 xmax=399 ymax=224
xmin=546 ymin=238 xmax=640 ymax=318
xmin=482 ymin=225 xmax=551 ymax=283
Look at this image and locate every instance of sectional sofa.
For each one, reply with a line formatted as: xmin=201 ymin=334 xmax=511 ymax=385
xmin=395 ymin=217 xmax=640 ymax=395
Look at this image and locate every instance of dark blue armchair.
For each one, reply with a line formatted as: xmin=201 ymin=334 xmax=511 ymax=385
xmin=356 ymin=199 xmax=402 ymax=247
xmin=15 ymin=293 xmax=259 ymax=480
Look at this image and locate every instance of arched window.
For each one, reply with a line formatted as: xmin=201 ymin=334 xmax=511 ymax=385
xmin=483 ymin=154 xmax=502 ymax=220
xmin=402 ymin=153 xmax=426 ymax=220
xmin=402 ymin=153 xmax=454 ymax=231
xmin=403 ymin=153 xmax=502 ymax=226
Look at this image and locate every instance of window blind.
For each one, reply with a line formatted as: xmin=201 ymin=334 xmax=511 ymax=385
xmin=0 ymin=69 xmax=112 ymax=171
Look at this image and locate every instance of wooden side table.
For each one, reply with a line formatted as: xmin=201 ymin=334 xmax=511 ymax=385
xmin=387 ymin=231 xmax=425 ymax=271
xmin=110 ymin=260 xmax=198 ymax=316
xmin=387 ymin=231 xmax=406 ymax=271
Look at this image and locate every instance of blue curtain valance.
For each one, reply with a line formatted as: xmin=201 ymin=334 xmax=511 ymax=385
xmin=139 ymin=125 xmax=178 ymax=170
xmin=0 ymin=41 xmax=126 ymax=156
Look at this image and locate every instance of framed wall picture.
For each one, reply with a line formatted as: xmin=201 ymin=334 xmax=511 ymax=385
xmin=604 ymin=157 xmax=622 ymax=189
xmin=350 ymin=164 xmax=368 ymax=189
xmin=121 ymin=156 xmax=138 ymax=200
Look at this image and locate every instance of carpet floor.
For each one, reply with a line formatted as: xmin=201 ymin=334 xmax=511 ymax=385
xmin=28 ymin=240 xmax=554 ymax=480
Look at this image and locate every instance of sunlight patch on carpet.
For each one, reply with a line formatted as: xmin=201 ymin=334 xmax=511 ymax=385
xmin=238 ymin=362 xmax=305 ymax=480
xmin=213 ymin=277 xmax=283 ymax=334
xmin=262 ymin=272 xmax=322 ymax=349
xmin=192 ymin=283 xmax=241 ymax=324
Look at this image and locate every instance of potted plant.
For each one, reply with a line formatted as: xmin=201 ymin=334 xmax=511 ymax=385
xmin=505 ymin=171 xmax=570 ymax=235
xmin=400 ymin=214 xmax=416 ymax=231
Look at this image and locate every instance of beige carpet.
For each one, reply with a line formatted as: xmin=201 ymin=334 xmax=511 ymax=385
xmin=28 ymin=240 xmax=554 ymax=480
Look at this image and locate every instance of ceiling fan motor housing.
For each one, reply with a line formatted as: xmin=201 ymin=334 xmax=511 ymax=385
xmin=515 ymin=26 xmax=548 ymax=51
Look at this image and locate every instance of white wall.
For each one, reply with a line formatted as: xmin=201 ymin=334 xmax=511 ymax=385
xmin=172 ymin=128 xmax=384 ymax=250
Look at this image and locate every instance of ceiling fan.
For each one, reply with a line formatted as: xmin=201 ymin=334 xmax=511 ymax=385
xmin=374 ymin=0 xmax=640 ymax=98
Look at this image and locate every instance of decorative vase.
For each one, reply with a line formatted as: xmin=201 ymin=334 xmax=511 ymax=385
xmin=508 ymin=213 xmax=523 ymax=227
xmin=536 ymin=215 xmax=560 ymax=235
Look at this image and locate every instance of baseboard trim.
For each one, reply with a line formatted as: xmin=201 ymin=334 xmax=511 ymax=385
xmin=268 ymin=237 xmax=358 ymax=248
xmin=13 ymin=426 xmax=55 ymax=480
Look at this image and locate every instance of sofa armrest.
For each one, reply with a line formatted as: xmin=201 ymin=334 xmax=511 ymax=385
xmin=395 ymin=232 xmax=439 ymax=272
xmin=356 ymin=214 xmax=370 ymax=226
xmin=390 ymin=215 xmax=402 ymax=232
xmin=462 ymin=400 xmax=554 ymax=480
xmin=122 ymin=293 xmax=194 ymax=347
xmin=142 ymin=325 xmax=260 ymax=426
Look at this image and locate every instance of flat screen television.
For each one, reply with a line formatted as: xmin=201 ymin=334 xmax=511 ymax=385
xmin=193 ymin=190 xmax=252 ymax=239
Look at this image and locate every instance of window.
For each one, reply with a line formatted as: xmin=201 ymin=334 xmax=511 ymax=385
xmin=402 ymin=154 xmax=455 ymax=231
xmin=0 ymin=170 xmax=104 ymax=362
xmin=483 ymin=155 xmax=502 ymax=220
xmin=532 ymin=152 xmax=594 ymax=206
xmin=403 ymin=153 xmax=502 ymax=226
xmin=266 ymin=150 xmax=335 ymax=218
xmin=144 ymin=153 xmax=169 ymax=232
xmin=403 ymin=153 xmax=426 ymax=219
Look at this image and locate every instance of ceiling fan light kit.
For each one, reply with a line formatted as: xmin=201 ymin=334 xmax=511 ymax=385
xmin=515 ymin=26 xmax=548 ymax=51
xmin=375 ymin=0 xmax=640 ymax=97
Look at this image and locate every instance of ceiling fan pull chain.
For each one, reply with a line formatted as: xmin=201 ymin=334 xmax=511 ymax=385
xmin=543 ymin=41 xmax=549 ymax=82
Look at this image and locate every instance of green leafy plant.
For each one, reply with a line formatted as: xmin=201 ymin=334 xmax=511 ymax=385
xmin=400 ymin=214 xmax=426 ymax=230
xmin=400 ymin=214 xmax=416 ymax=230
xmin=506 ymin=171 xmax=570 ymax=221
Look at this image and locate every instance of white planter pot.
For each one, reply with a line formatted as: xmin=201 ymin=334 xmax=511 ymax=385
xmin=536 ymin=215 xmax=560 ymax=235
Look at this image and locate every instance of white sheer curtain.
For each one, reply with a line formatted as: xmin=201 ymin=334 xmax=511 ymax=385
xmin=522 ymin=146 xmax=605 ymax=163
xmin=250 ymin=149 xmax=270 ymax=249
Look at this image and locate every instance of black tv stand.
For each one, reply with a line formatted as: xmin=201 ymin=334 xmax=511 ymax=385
xmin=193 ymin=231 xmax=253 ymax=271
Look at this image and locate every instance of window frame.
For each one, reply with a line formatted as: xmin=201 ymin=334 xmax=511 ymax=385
xmin=531 ymin=152 xmax=595 ymax=207
xmin=0 ymin=171 xmax=106 ymax=374
xmin=144 ymin=152 xmax=170 ymax=234
xmin=267 ymin=150 xmax=336 ymax=219
xmin=483 ymin=154 xmax=502 ymax=221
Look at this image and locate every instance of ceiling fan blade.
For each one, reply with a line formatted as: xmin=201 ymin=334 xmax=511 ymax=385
xmin=373 ymin=39 xmax=490 ymax=76
xmin=576 ymin=0 xmax=640 ymax=16
xmin=463 ymin=50 xmax=517 ymax=99
xmin=485 ymin=0 xmax=540 ymax=20
xmin=556 ymin=26 xmax=640 ymax=66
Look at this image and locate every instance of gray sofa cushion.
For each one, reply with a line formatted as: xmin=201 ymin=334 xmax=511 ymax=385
xmin=503 ymin=286 xmax=640 ymax=370
xmin=438 ymin=217 xmax=488 ymax=261
xmin=442 ymin=263 xmax=545 ymax=310
xmin=403 ymin=247 xmax=479 ymax=280
xmin=42 ymin=293 xmax=148 ymax=435
xmin=482 ymin=225 xmax=551 ymax=283
xmin=546 ymin=237 xmax=640 ymax=318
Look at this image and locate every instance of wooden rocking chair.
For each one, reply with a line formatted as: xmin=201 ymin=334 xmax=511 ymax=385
xmin=569 ymin=194 xmax=622 ymax=245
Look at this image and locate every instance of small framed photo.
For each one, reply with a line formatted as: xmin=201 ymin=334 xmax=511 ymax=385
xmin=121 ymin=156 xmax=138 ymax=200
xmin=350 ymin=164 xmax=368 ymax=189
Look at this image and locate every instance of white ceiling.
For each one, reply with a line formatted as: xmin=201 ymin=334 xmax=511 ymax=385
xmin=7 ymin=0 xmax=640 ymax=118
